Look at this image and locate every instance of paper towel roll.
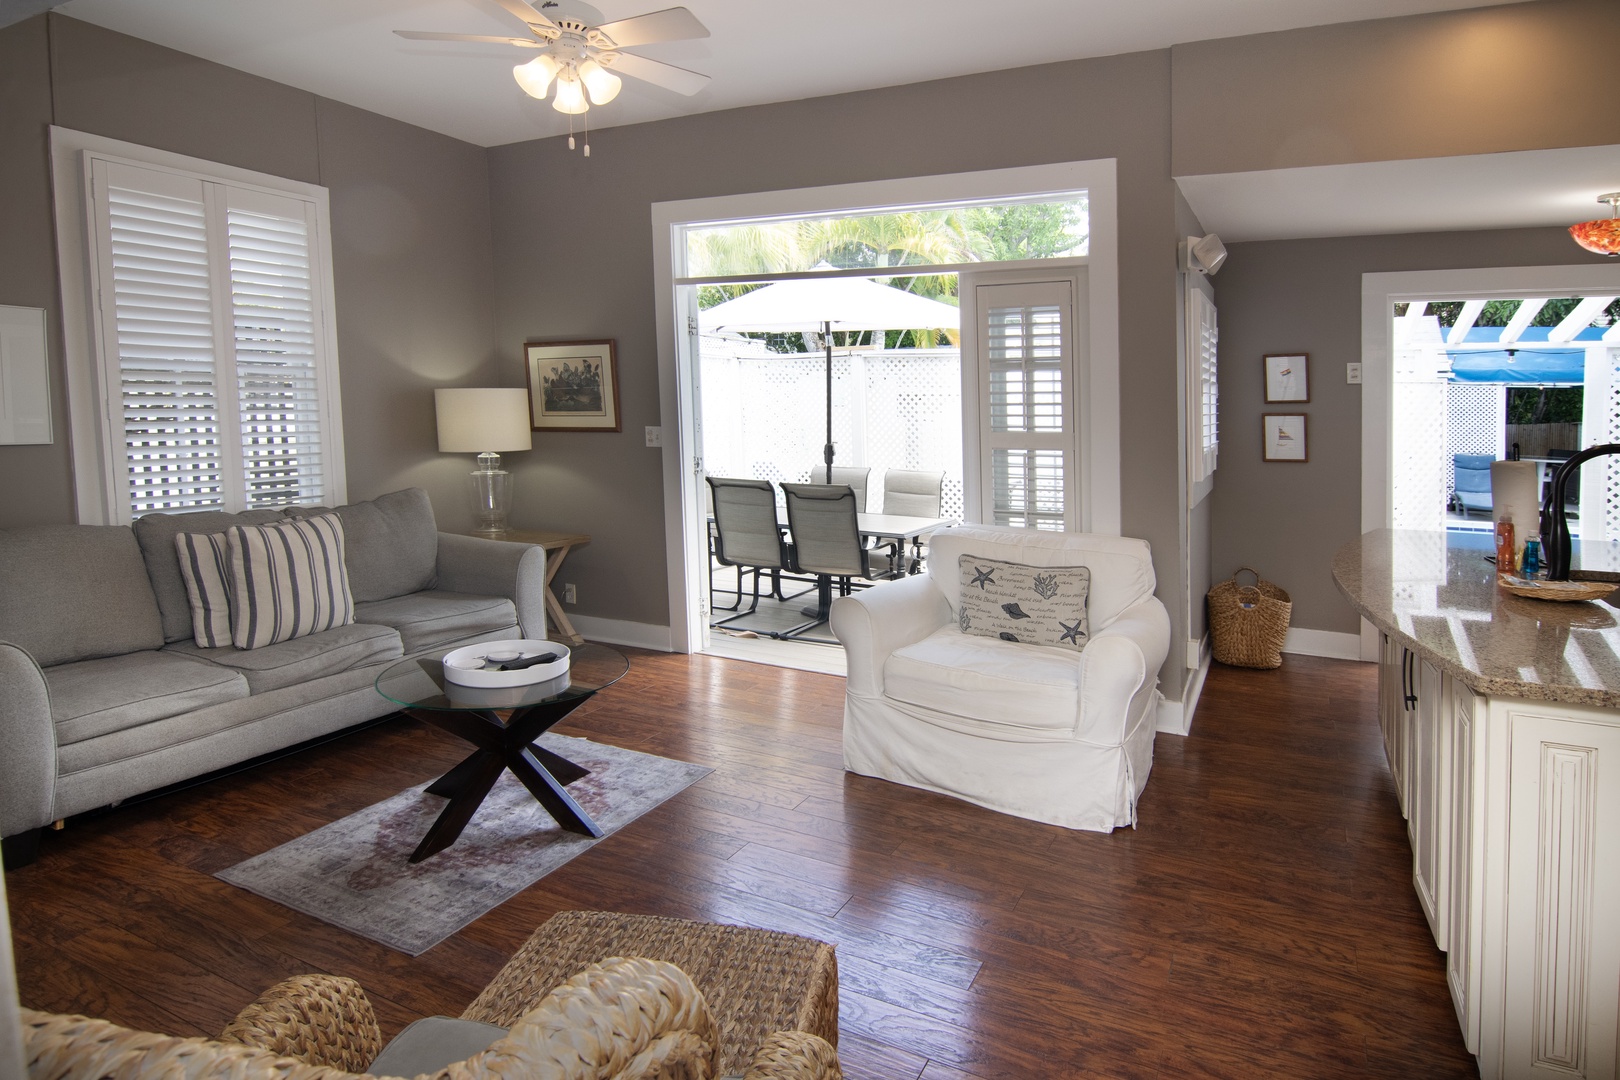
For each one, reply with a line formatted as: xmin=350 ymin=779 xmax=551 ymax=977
xmin=1490 ymin=460 xmax=1541 ymax=542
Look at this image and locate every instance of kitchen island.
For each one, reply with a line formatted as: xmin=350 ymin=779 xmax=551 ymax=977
xmin=1333 ymin=529 xmax=1620 ymax=1080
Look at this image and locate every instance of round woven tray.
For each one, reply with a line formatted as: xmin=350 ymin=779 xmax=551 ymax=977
xmin=1497 ymin=575 xmax=1618 ymax=603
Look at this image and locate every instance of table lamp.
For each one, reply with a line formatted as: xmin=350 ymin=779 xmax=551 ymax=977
xmin=435 ymin=387 xmax=533 ymax=536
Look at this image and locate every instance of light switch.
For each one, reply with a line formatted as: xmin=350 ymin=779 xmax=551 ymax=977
xmin=1346 ymin=363 xmax=1363 ymax=385
xmin=645 ymin=426 xmax=663 ymax=447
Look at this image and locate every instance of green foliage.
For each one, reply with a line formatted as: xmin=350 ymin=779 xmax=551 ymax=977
xmin=963 ymin=201 xmax=1088 ymax=262
xmin=1507 ymin=386 xmax=1583 ymax=424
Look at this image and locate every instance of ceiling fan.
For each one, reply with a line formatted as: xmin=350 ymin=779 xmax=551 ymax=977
xmin=396 ymin=0 xmax=710 ymax=150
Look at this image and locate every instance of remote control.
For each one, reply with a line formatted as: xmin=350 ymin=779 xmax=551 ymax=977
xmin=496 ymin=651 xmax=563 ymax=671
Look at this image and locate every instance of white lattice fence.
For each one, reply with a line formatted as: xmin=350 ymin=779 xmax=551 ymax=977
xmin=1392 ymin=342 xmax=1450 ymax=533
xmin=1444 ymin=383 xmax=1505 ymax=496
xmin=699 ymin=339 xmax=963 ymax=520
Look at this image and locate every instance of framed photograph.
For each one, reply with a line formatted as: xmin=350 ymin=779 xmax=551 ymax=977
xmin=524 ymin=339 xmax=621 ymax=432
xmin=1264 ymin=353 xmax=1309 ymax=403
xmin=1262 ymin=413 xmax=1308 ymax=462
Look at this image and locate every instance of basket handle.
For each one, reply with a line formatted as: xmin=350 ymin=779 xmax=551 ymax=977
xmin=1232 ymin=567 xmax=1262 ymax=588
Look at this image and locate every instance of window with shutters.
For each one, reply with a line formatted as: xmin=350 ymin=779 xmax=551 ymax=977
xmin=1187 ymin=284 xmax=1218 ymax=500
xmin=52 ymin=129 xmax=345 ymax=525
xmin=964 ymin=275 xmax=1082 ymax=530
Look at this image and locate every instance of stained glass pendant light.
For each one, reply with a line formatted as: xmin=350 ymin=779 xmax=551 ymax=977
xmin=1570 ymin=193 xmax=1620 ymax=257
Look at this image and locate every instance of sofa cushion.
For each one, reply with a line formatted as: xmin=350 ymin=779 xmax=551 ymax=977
xmin=0 ymin=525 xmax=164 ymax=667
xmin=956 ymin=554 xmax=1090 ymax=651
xmin=286 ymin=488 xmax=438 ymax=603
xmin=47 ymin=651 xmax=249 ymax=745
xmin=166 ymin=622 xmax=401 ymax=694
xmin=226 ymin=514 xmax=355 ymax=649
xmin=352 ymin=591 xmax=518 ymax=654
xmin=884 ymin=626 xmax=1082 ymax=736
xmin=927 ymin=526 xmax=1155 ymax=632
xmin=132 ymin=509 xmax=284 ymax=643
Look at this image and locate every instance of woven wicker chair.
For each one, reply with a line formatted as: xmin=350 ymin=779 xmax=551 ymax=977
xmin=21 ymin=912 xmax=842 ymax=1080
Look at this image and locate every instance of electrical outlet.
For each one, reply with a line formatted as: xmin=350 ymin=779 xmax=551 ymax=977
xmin=563 ymin=583 xmax=577 ymax=604
xmin=645 ymin=426 xmax=663 ymax=447
xmin=1347 ymin=362 xmax=1363 ymax=384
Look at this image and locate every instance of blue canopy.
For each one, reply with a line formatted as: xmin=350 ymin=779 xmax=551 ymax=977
xmin=1444 ymin=326 xmax=1604 ymax=384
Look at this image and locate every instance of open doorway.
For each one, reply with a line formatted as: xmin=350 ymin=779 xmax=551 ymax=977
xmin=652 ymin=160 xmax=1122 ymax=668
xmin=1360 ymin=265 xmax=1620 ymax=660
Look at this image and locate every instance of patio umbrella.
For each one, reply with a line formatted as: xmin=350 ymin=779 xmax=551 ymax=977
xmin=699 ymin=273 xmax=960 ymax=476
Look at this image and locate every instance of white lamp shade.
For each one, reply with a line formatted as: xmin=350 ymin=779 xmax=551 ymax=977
xmin=435 ymin=388 xmax=533 ymax=454
xmin=513 ymin=55 xmax=560 ymax=99
xmin=579 ymin=58 xmax=622 ymax=105
xmin=552 ymin=72 xmax=588 ymax=114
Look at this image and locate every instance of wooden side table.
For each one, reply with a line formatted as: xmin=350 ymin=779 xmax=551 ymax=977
xmin=478 ymin=528 xmax=590 ymax=645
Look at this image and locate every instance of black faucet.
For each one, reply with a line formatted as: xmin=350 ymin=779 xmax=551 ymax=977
xmin=1540 ymin=443 xmax=1620 ymax=580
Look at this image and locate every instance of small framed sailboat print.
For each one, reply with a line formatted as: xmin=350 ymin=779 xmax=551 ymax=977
xmin=1262 ymin=413 xmax=1308 ymax=462
xmin=1264 ymin=353 xmax=1309 ymax=403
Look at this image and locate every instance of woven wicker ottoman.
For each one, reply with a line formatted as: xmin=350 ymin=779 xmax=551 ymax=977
xmin=461 ymin=910 xmax=839 ymax=1078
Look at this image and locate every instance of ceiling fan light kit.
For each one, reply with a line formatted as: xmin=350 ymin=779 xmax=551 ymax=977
xmin=401 ymin=0 xmax=709 ymax=156
xmin=1570 ymin=193 xmax=1620 ymax=257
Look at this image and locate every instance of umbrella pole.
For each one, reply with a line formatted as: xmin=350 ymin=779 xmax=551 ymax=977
xmin=823 ymin=319 xmax=835 ymax=481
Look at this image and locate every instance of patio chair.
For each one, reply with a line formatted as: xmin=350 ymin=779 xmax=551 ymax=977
xmin=881 ymin=469 xmax=945 ymax=517
xmin=781 ymin=482 xmax=886 ymax=643
xmin=707 ymin=476 xmax=794 ymax=629
xmin=1452 ymin=454 xmax=1493 ymax=517
xmin=807 ymin=465 xmax=871 ymax=513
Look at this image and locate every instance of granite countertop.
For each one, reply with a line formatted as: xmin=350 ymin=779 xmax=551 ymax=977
xmin=1332 ymin=529 xmax=1620 ymax=708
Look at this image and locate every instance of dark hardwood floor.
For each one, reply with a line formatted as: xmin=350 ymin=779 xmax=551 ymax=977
xmin=5 ymin=651 xmax=1476 ymax=1078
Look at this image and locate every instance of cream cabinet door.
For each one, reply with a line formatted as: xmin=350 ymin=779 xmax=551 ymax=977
xmin=1447 ymin=681 xmax=1481 ymax=1053
xmin=1498 ymin=708 xmax=1620 ymax=1078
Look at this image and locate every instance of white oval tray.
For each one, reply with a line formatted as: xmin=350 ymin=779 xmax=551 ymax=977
xmin=442 ymin=639 xmax=570 ymax=687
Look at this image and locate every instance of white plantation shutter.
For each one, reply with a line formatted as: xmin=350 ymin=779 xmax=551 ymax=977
xmin=977 ymin=279 xmax=1076 ymax=530
xmin=225 ymin=197 xmax=325 ymax=508
xmin=85 ymin=152 xmax=340 ymax=523
xmin=99 ymin=167 xmax=225 ymax=514
xmin=1187 ymin=286 xmax=1218 ymax=489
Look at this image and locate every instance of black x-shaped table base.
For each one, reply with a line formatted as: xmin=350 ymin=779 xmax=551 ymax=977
xmin=403 ymin=690 xmax=603 ymax=864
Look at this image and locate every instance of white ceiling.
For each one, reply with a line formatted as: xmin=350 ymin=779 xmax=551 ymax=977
xmin=56 ymin=0 xmax=1514 ymax=149
xmin=51 ymin=0 xmax=1618 ymax=243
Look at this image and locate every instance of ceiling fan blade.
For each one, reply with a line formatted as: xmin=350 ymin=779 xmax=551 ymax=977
xmin=486 ymin=0 xmax=560 ymax=37
xmin=394 ymin=30 xmax=542 ymax=47
xmin=600 ymin=50 xmax=710 ymax=95
xmin=594 ymin=7 xmax=708 ymax=47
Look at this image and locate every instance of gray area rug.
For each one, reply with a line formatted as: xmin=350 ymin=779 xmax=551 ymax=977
xmin=218 ymin=734 xmax=710 ymax=955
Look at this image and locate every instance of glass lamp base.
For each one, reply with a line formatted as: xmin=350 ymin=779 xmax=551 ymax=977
xmin=469 ymin=467 xmax=513 ymax=536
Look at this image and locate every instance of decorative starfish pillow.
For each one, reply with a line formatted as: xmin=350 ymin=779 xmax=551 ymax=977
xmin=955 ymin=554 xmax=1091 ymax=651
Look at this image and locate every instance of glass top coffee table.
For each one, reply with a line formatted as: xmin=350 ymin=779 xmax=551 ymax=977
xmin=375 ymin=642 xmax=628 ymax=863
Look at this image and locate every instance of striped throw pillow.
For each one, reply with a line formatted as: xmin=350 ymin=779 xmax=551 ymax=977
xmin=226 ymin=513 xmax=355 ymax=650
xmin=175 ymin=531 xmax=234 ymax=648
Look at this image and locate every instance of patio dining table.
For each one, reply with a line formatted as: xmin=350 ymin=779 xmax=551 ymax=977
xmin=795 ymin=512 xmax=954 ymax=623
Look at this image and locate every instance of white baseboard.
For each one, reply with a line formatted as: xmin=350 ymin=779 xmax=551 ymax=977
xmin=566 ymin=615 xmax=673 ymax=652
xmin=1156 ymin=637 xmax=1211 ymax=737
xmin=1281 ymin=627 xmax=1363 ymax=661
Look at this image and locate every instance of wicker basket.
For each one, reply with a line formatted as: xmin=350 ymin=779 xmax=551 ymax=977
xmin=1207 ymin=567 xmax=1292 ymax=669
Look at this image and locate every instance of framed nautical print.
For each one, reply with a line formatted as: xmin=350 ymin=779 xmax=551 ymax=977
xmin=524 ymin=339 xmax=622 ymax=432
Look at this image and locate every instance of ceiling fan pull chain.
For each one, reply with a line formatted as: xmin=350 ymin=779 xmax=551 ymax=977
xmin=568 ymin=112 xmax=576 ymax=151
xmin=583 ymin=111 xmax=591 ymax=157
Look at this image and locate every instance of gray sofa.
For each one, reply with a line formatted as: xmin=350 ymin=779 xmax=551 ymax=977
xmin=0 ymin=488 xmax=548 ymax=864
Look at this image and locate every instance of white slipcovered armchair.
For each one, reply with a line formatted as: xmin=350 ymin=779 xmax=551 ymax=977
xmin=829 ymin=526 xmax=1171 ymax=831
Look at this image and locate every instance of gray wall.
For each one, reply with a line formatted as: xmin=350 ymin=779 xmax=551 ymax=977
xmin=0 ymin=14 xmax=501 ymax=532
xmin=1211 ymin=227 xmax=1606 ymax=634
xmin=1171 ymin=0 xmax=1620 ymax=175
xmin=487 ymin=52 xmax=1187 ymax=685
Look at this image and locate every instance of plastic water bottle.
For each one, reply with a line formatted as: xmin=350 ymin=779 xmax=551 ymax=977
xmin=1522 ymin=538 xmax=1541 ymax=578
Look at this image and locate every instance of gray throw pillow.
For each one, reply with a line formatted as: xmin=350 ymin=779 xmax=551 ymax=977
xmin=956 ymin=554 xmax=1090 ymax=650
